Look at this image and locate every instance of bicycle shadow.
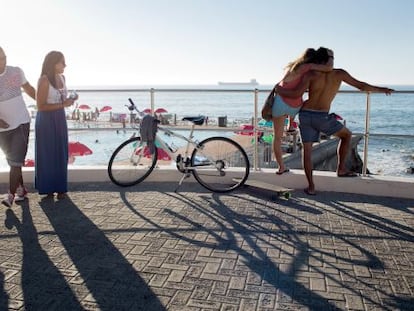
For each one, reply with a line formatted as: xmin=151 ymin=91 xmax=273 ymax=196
xmin=38 ymin=196 xmax=166 ymax=311
xmin=117 ymin=187 xmax=339 ymax=310
xmin=215 ymin=191 xmax=414 ymax=310
xmin=117 ymin=185 xmax=414 ymax=310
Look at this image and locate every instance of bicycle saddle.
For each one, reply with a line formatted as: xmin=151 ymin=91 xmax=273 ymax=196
xmin=182 ymin=116 xmax=206 ymax=126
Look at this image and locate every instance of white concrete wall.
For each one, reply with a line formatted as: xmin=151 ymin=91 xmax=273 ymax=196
xmin=1 ymin=167 xmax=413 ymax=199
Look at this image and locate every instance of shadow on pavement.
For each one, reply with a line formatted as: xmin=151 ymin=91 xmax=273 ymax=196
xmin=38 ymin=196 xmax=165 ymax=311
xmin=5 ymin=204 xmax=82 ymax=310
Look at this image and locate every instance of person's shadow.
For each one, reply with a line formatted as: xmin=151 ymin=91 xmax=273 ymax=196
xmin=5 ymin=204 xmax=83 ymax=310
xmin=39 ymin=197 xmax=165 ymax=311
xmin=0 ymin=270 xmax=8 ymax=310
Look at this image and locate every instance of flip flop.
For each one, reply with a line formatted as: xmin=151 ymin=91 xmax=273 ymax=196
xmin=276 ymin=168 xmax=290 ymax=175
xmin=304 ymin=188 xmax=316 ymax=196
xmin=337 ymin=171 xmax=358 ymax=177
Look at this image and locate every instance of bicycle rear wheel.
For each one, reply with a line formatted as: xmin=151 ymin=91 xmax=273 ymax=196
xmin=191 ymin=136 xmax=249 ymax=192
xmin=108 ymin=137 xmax=158 ymax=187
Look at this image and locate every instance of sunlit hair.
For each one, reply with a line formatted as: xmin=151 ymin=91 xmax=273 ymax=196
xmin=285 ymin=48 xmax=317 ymax=73
xmin=314 ymin=47 xmax=331 ymax=64
xmin=40 ymin=51 xmax=64 ymax=89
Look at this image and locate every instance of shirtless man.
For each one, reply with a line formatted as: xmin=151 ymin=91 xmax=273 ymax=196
xmin=277 ymin=47 xmax=393 ymax=195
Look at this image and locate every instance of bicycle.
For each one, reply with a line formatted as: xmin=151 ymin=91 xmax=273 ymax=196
xmin=108 ymin=98 xmax=250 ymax=192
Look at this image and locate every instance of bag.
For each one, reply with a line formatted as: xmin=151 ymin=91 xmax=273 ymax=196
xmin=261 ymin=86 xmax=277 ymax=121
xmin=140 ymin=114 xmax=159 ymax=154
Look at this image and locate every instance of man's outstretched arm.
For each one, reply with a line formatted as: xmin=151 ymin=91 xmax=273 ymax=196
xmin=339 ymin=69 xmax=394 ymax=95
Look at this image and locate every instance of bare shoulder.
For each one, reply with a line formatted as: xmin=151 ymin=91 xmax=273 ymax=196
xmin=333 ymin=68 xmax=349 ymax=76
xmin=37 ymin=75 xmax=50 ymax=88
xmin=38 ymin=75 xmax=48 ymax=83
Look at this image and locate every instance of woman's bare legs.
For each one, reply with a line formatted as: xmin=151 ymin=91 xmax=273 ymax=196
xmin=272 ymin=115 xmax=288 ymax=174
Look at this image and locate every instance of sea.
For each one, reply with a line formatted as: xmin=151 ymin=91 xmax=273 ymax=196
xmin=3 ymin=84 xmax=414 ymax=178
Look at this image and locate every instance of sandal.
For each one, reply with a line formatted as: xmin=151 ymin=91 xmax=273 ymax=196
xmin=57 ymin=193 xmax=67 ymax=200
xmin=276 ymin=168 xmax=290 ymax=175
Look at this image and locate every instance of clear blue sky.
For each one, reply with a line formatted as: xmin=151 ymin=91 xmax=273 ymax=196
xmin=2 ymin=0 xmax=413 ymax=87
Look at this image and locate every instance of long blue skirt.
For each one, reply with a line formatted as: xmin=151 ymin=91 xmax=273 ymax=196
xmin=35 ymin=109 xmax=68 ymax=194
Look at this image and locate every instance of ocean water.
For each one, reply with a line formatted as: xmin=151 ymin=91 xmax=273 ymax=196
xmin=3 ymin=85 xmax=414 ymax=178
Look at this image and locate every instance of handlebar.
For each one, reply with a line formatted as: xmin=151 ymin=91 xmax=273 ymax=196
xmin=126 ymin=98 xmax=137 ymax=111
xmin=126 ymin=98 xmax=146 ymax=120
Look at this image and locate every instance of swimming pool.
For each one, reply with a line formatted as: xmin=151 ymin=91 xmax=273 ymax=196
xmin=0 ymin=128 xmax=236 ymax=168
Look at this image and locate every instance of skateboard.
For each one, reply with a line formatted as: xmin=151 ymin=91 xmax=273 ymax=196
xmin=234 ymin=178 xmax=293 ymax=199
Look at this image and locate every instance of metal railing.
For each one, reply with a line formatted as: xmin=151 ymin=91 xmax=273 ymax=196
xmin=69 ymin=87 xmax=413 ymax=175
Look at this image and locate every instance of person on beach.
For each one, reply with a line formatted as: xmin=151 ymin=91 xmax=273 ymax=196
xmin=35 ymin=51 xmax=77 ymax=199
xmin=272 ymin=48 xmax=333 ymax=175
xmin=0 ymin=47 xmax=36 ymax=207
xmin=277 ymin=47 xmax=394 ymax=195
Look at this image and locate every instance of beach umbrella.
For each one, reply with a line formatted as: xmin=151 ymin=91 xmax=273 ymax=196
xmin=235 ymin=124 xmax=263 ymax=136
xmin=78 ymin=104 xmax=91 ymax=110
xmin=68 ymin=141 xmax=93 ymax=156
xmin=154 ymin=147 xmax=171 ymax=161
xmin=99 ymin=105 xmax=112 ymax=112
xmin=142 ymin=108 xmax=152 ymax=114
xmin=136 ymin=146 xmax=171 ymax=161
xmin=155 ymin=108 xmax=168 ymax=114
xmin=24 ymin=159 xmax=35 ymax=167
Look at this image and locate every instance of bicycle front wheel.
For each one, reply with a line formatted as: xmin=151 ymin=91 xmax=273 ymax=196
xmin=191 ymin=136 xmax=249 ymax=192
xmin=108 ymin=137 xmax=158 ymax=187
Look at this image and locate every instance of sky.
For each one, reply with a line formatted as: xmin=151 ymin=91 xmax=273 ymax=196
xmin=2 ymin=0 xmax=414 ymax=87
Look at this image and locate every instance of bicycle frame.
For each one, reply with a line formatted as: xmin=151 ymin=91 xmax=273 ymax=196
xmin=128 ymin=99 xmax=211 ymax=172
xmin=108 ymin=98 xmax=249 ymax=192
xmin=155 ymin=125 xmax=201 ymax=170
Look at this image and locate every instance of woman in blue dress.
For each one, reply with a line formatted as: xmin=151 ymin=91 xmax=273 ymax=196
xmin=35 ymin=51 xmax=77 ymax=199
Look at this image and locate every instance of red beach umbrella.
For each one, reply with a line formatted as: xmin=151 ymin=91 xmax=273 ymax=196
xmin=136 ymin=146 xmax=171 ymax=161
xmin=78 ymin=104 xmax=91 ymax=110
xmin=99 ymin=105 xmax=112 ymax=112
xmin=155 ymin=108 xmax=168 ymax=114
xmin=235 ymin=124 xmax=263 ymax=136
xmin=142 ymin=108 xmax=152 ymax=114
xmin=154 ymin=147 xmax=171 ymax=161
xmin=24 ymin=159 xmax=35 ymax=167
xmin=68 ymin=141 xmax=93 ymax=157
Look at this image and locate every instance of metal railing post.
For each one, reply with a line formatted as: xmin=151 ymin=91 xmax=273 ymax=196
xmin=362 ymin=92 xmax=371 ymax=176
xmin=253 ymin=89 xmax=259 ymax=170
xmin=150 ymin=88 xmax=155 ymax=115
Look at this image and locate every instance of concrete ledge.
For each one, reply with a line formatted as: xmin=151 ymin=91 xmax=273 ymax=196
xmin=249 ymin=169 xmax=414 ymax=199
xmin=0 ymin=166 xmax=413 ymax=199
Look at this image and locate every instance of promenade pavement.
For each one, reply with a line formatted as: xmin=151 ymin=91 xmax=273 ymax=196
xmin=0 ymin=181 xmax=413 ymax=311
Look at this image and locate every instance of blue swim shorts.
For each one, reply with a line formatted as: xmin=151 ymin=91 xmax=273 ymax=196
xmin=272 ymin=95 xmax=301 ymax=117
xmin=299 ymin=110 xmax=344 ymax=143
xmin=0 ymin=123 xmax=30 ymax=167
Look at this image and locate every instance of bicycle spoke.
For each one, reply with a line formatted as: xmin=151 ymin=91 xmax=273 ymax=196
xmin=191 ymin=137 xmax=249 ymax=192
xmin=108 ymin=137 xmax=157 ymax=186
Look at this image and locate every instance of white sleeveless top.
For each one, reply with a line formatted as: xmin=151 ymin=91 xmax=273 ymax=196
xmin=46 ymin=75 xmax=67 ymax=104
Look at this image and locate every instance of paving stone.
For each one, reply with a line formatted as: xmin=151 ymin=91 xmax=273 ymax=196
xmin=0 ymin=183 xmax=412 ymax=310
